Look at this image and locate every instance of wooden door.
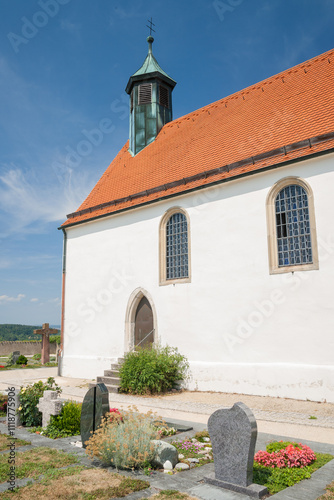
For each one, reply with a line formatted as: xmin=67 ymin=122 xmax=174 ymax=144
xmin=134 ymin=297 xmax=154 ymax=348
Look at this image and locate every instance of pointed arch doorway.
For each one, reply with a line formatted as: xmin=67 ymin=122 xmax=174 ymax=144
xmin=125 ymin=288 xmax=157 ymax=352
xmin=134 ymin=296 xmax=154 ymax=348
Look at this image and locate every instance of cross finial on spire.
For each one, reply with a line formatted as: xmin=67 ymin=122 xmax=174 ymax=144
xmin=146 ymin=17 xmax=156 ymax=36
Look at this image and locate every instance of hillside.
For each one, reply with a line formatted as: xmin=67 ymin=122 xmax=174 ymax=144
xmin=0 ymin=324 xmax=59 ymax=341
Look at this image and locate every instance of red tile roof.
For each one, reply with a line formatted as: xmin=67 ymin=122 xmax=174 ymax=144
xmin=62 ymin=49 xmax=334 ymax=228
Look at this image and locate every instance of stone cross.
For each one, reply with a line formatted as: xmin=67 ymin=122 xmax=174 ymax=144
xmin=37 ymin=390 xmax=65 ymax=428
xmin=34 ymin=323 xmax=58 ymax=364
xmin=204 ymin=402 xmax=268 ymax=498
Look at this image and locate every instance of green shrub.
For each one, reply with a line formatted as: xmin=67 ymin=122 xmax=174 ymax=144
xmin=46 ymin=401 xmax=81 ymax=438
xmin=18 ymin=377 xmax=61 ymax=427
xmin=119 ymin=345 xmax=189 ymax=395
xmin=33 ymin=353 xmax=41 ymax=360
xmin=49 ymin=335 xmax=61 ymax=344
xmin=85 ymin=407 xmax=159 ymax=469
xmin=266 ymin=441 xmax=297 ymax=453
xmin=16 ymin=354 xmax=28 ymax=365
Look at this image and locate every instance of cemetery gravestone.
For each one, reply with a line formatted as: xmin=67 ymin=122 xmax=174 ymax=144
xmin=12 ymin=351 xmax=20 ymax=364
xmin=205 ymin=402 xmax=268 ymax=498
xmin=80 ymin=383 xmax=109 ymax=448
xmin=37 ymin=390 xmax=65 ymax=428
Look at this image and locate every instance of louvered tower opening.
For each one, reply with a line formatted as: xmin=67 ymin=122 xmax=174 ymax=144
xmin=138 ymin=83 xmax=152 ymax=104
xmin=159 ymin=85 xmax=169 ymax=108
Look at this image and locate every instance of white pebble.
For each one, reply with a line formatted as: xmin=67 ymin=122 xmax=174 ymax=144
xmin=163 ymin=460 xmax=173 ymax=470
xmin=178 ymin=453 xmax=184 ymax=459
xmin=175 ymin=462 xmax=190 ymax=471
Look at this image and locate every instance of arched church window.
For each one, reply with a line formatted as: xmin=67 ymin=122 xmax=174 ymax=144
xmin=159 ymin=208 xmax=191 ymax=285
xmin=166 ymin=212 xmax=188 ymax=279
xmin=266 ymin=177 xmax=319 ymax=274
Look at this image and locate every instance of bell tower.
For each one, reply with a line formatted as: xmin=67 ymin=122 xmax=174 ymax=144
xmin=125 ymin=36 xmax=177 ymax=156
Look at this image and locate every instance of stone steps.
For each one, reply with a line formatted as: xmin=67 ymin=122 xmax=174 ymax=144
xmin=92 ymin=357 xmax=124 ymax=394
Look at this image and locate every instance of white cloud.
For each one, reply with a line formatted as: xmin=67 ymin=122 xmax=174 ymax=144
xmin=0 ymin=293 xmax=25 ymax=303
xmin=48 ymin=298 xmax=61 ymax=306
xmin=0 ymin=164 xmax=93 ymax=237
xmin=30 ymin=298 xmax=39 ymax=302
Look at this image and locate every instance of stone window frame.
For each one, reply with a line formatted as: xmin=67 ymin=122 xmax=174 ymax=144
xmin=266 ymin=176 xmax=319 ymax=274
xmin=159 ymin=206 xmax=191 ymax=286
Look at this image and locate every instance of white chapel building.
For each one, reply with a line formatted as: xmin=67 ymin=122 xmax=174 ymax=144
xmin=59 ymin=39 xmax=334 ymax=403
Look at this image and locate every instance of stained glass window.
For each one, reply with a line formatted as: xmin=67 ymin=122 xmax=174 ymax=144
xmin=275 ymin=184 xmax=313 ymax=267
xmin=166 ymin=212 xmax=189 ymax=279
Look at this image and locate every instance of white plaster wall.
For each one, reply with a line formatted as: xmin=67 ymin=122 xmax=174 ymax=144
xmin=62 ymin=152 xmax=334 ymax=402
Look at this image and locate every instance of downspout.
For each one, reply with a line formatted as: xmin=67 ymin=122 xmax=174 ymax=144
xmin=59 ymin=227 xmax=67 ymax=376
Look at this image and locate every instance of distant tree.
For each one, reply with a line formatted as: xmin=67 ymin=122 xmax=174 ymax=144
xmin=0 ymin=324 xmax=59 ymax=342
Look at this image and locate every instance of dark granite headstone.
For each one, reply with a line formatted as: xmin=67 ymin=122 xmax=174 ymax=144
xmin=12 ymin=351 xmax=20 ymax=364
xmin=204 ymin=402 xmax=268 ymax=498
xmin=80 ymin=383 xmax=109 ymax=448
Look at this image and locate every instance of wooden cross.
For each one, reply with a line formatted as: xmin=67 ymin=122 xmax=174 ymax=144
xmin=34 ymin=323 xmax=58 ymax=364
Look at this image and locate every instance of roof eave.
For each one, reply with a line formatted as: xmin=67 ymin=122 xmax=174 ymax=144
xmin=125 ymin=71 xmax=177 ymax=94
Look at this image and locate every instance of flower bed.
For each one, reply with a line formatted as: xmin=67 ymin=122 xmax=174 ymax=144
xmin=255 ymin=442 xmax=316 ymax=468
xmin=254 ymin=441 xmax=333 ymax=494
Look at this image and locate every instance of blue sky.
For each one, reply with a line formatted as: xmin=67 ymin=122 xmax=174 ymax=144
xmin=0 ymin=0 xmax=333 ymax=326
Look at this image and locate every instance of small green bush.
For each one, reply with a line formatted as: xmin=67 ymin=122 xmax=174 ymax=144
xmin=266 ymin=441 xmax=297 ymax=453
xmin=18 ymin=377 xmax=61 ymax=427
xmin=49 ymin=335 xmax=61 ymax=344
xmin=119 ymin=344 xmax=189 ymax=395
xmin=16 ymin=354 xmax=28 ymax=365
xmin=46 ymin=401 xmax=81 ymax=437
xmin=85 ymin=407 xmax=159 ymax=469
xmin=33 ymin=353 xmax=41 ymax=360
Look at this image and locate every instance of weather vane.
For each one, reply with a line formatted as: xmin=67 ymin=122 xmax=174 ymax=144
xmin=146 ymin=17 xmax=156 ymax=36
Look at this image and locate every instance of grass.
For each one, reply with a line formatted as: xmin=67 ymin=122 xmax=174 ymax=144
xmin=0 ymin=434 xmax=30 ymax=452
xmin=318 ymin=480 xmax=334 ymax=499
xmin=0 ymin=447 xmax=78 ymax=482
xmin=148 ymin=491 xmax=198 ymax=499
xmin=0 ymin=466 xmax=149 ymax=499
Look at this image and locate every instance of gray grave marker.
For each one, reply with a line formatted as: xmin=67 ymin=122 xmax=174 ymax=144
xmin=204 ymin=402 xmax=268 ymax=498
xmin=12 ymin=352 xmax=20 ymax=364
xmin=37 ymin=390 xmax=65 ymax=428
xmin=80 ymin=383 xmax=109 ymax=448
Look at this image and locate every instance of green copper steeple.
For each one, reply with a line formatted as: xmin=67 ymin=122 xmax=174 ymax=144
xmin=126 ymin=36 xmax=177 ymax=156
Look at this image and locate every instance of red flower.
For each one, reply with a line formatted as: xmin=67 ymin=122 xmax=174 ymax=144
xmin=254 ymin=443 xmax=316 ymax=469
